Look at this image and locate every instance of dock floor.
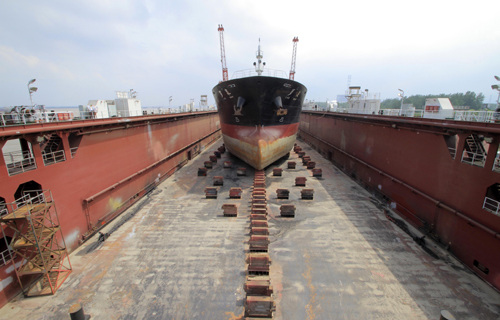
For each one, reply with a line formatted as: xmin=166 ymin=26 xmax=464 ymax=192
xmin=2 ymin=139 xmax=499 ymax=319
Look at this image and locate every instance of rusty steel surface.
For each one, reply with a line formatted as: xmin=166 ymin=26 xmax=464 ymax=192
xmin=1 ymin=140 xmax=499 ymax=319
xmin=300 ymin=111 xmax=500 ymax=291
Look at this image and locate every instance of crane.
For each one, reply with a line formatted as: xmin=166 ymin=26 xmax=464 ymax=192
xmin=289 ymin=37 xmax=299 ymax=80
xmin=218 ymin=24 xmax=228 ymax=82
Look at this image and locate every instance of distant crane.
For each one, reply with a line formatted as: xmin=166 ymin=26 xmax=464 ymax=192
xmin=218 ymin=24 xmax=228 ymax=82
xmin=289 ymin=37 xmax=299 ymax=80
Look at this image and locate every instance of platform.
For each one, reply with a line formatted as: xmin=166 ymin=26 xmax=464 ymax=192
xmin=1 ymin=139 xmax=499 ymax=319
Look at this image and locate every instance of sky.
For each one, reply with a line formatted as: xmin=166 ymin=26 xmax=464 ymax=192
xmin=1 ymin=0 xmax=499 ymax=108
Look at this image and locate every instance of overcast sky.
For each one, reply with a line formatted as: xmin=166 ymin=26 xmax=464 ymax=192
xmin=1 ymin=0 xmax=499 ymax=108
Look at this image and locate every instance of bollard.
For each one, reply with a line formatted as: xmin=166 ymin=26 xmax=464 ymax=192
xmin=276 ymin=188 xmax=289 ymax=199
xmin=301 ymin=188 xmax=314 ymax=200
xmin=306 ymin=161 xmax=316 ymax=169
xmin=198 ymin=167 xmax=207 ymax=176
xmin=295 ymin=177 xmax=307 ymax=186
xmin=272 ymin=168 xmax=282 ymax=176
xmin=204 ymin=161 xmax=213 ymax=169
xmin=205 ymin=187 xmax=218 ymax=199
xmin=222 ymin=204 xmax=238 ymax=217
xmin=312 ymin=168 xmax=322 ymax=177
xmin=229 ymin=187 xmax=242 ymax=199
xmin=237 ymin=167 xmax=247 ymax=176
xmin=288 ymin=161 xmax=296 ymax=169
xmin=213 ymin=176 xmax=224 ymax=186
xmin=69 ymin=303 xmax=89 ymax=320
xmin=280 ymin=204 xmax=296 ymax=217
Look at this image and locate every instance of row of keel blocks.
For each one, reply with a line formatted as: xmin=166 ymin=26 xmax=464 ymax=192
xmin=244 ymin=171 xmax=274 ymax=318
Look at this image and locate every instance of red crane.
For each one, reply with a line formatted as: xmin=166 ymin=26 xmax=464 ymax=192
xmin=289 ymin=37 xmax=299 ymax=80
xmin=218 ymin=24 xmax=228 ymax=82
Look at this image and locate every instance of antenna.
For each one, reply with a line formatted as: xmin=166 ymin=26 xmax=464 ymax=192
xmin=217 ymin=24 xmax=228 ymax=82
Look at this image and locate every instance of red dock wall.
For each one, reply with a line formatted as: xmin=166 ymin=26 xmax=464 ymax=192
xmin=299 ymin=111 xmax=500 ymax=291
xmin=0 ymin=112 xmax=220 ymax=307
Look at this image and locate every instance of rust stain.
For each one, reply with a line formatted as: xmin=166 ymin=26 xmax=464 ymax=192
xmin=225 ymin=310 xmax=244 ymax=320
xmin=302 ymin=251 xmax=317 ymax=320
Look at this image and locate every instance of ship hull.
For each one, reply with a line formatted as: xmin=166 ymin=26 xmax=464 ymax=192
xmin=213 ymin=76 xmax=306 ymax=169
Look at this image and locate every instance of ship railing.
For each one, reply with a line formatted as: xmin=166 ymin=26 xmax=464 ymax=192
xmin=0 ymin=111 xmax=75 ymax=126
xmin=0 ymin=248 xmax=11 ymax=267
xmin=231 ymin=69 xmax=288 ymax=80
xmin=4 ymin=150 xmax=37 ymax=176
xmin=461 ymin=149 xmax=486 ymax=167
xmin=483 ymin=197 xmax=500 ymax=216
xmin=454 ymin=110 xmax=496 ymax=123
xmin=42 ymin=149 xmax=66 ymax=166
xmin=0 ymin=206 xmax=7 ymax=218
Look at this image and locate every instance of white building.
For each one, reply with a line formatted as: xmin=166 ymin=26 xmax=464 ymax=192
xmin=423 ymin=98 xmax=454 ymax=119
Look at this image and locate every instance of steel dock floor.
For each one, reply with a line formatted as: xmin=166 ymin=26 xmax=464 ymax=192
xmin=1 ymin=139 xmax=499 ymax=319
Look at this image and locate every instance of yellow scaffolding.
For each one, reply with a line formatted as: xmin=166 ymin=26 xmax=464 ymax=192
xmin=0 ymin=190 xmax=71 ymax=297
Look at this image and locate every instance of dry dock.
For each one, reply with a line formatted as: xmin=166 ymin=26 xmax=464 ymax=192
xmin=1 ymin=139 xmax=499 ymax=319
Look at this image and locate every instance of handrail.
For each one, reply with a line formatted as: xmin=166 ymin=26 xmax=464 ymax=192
xmin=461 ymin=149 xmax=486 ymax=167
xmin=4 ymin=150 xmax=37 ymax=176
xmin=42 ymin=149 xmax=66 ymax=166
xmin=231 ymin=68 xmax=288 ymax=79
xmin=0 ymin=248 xmax=11 ymax=267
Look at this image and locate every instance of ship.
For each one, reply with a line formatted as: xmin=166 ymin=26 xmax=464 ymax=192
xmin=213 ymin=26 xmax=306 ymax=170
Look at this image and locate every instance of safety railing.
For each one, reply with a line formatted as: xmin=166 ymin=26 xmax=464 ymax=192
xmin=483 ymin=197 xmax=500 ymax=216
xmin=231 ymin=68 xmax=288 ymax=80
xmin=461 ymin=149 xmax=486 ymax=167
xmin=454 ymin=111 xmax=496 ymax=123
xmin=0 ymin=111 xmax=74 ymax=126
xmin=4 ymin=150 xmax=37 ymax=176
xmin=0 ymin=248 xmax=11 ymax=267
xmin=42 ymin=149 xmax=66 ymax=166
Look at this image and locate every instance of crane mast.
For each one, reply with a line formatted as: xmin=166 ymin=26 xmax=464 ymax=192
xmin=289 ymin=37 xmax=299 ymax=80
xmin=218 ymin=24 xmax=228 ymax=82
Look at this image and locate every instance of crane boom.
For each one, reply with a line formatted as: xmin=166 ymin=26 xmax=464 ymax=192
xmin=289 ymin=37 xmax=299 ymax=80
xmin=218 ymin=24 xmax=228 ymax=82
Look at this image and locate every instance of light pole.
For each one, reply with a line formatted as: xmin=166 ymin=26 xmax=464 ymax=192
xmin=492 ymin=76 xmax=500 ymax=122
xmin=398 ymin=88 xmax=404 ymax=115
xmin=27 ymin=79 xmax=37 ymax=106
